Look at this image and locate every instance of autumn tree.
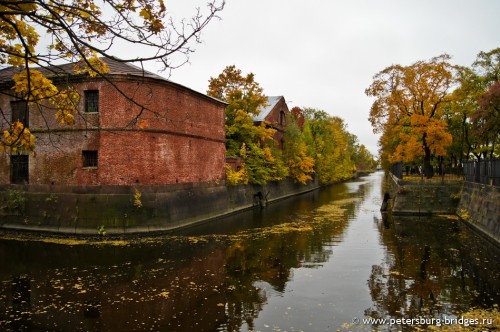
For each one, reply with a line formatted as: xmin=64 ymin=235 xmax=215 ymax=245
xmin=472 ymin=81 xmax=500 ymax=158
xmin=0 ymin=0 xmax=225 ymax=153
xmin=366 ymin=54 xmax=456 ymax=178
xmin=470 ymin=48 xmax=500 ymax=158
xmin=444 ymin=66 xmax=483 ymax=164
xmin=302 ymin=108 xmax=355 ymax=184
xmin=207 ymin=65 xmax=287 ymax=185
xmin=351 ymin=143 xmax=377 ymax=171
xmin=283 ymin=110 xmax=315 ymax=184
xmin=445 ymin=48 xmax=500 ymax=161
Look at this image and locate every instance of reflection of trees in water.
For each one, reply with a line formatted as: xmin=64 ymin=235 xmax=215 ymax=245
xmin=0 ymin=240 xmax=229 ymax=332
xmin=223 ymin=204 xmax=351 ymax=330
xmin=0 ymin=209 xmax=351 ymax=332
xmin=0 ymin=179 xmax=367 ymax=331
xmin=367 ymin=214 xmax=500 ymax=327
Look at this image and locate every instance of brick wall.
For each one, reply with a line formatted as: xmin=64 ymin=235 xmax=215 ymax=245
xmin=0 ymin=75 xmax=226 ymax=186
xmin=264 ymin=97 xmax=289 ymax=147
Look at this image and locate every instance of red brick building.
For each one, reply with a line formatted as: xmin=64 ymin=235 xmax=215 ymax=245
xmin=253 ymin=96 xmax=290 ymax=148
xmin=0 ymin=58 xmax=227 ymax=186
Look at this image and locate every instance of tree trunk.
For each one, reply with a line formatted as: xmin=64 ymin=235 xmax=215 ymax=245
xmin=422 ymin=135 xmax=433 ymax=178
xmin=423 ymin=146 xmax=433 ymax=178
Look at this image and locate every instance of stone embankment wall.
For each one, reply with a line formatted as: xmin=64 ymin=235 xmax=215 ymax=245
xmin=385 ymin=173 xmax=499 ymax=245
xmin=457 ymin=182 xmax=500 ymax=244
xmin=385 ymin=174 xmax=462 ymax=215
xmin=0 ymin=179 xmax=319 ymax=235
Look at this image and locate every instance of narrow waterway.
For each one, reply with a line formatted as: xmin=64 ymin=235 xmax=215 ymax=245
xmin=0 ymin=172 xmax=498 ymax=331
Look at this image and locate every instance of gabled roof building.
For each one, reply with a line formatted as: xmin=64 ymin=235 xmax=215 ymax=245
xmin=254 ymin=96 xmax=290 ymax=148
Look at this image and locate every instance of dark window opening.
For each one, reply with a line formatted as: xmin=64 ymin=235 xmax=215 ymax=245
xmin=11 ymin=155 xmax=29 ymax=184
xmin=279 ymin=110 xmax=286 ymax=126
xmin=82 ymin=150 xmax=98 ymax=167
xmin=85 ymin=90 xmax=99 ymax=113
xmin=11 ymin=100 xmax=29 ymax=127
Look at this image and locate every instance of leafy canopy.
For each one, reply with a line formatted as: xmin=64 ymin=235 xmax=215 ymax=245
xmin=207 ymin=65 xmax=288 ymax=185
xmin=0 ymin=0 xmax=224 ymax=153
xmin=283 ymin=112 xmax=315 ymax=184
xmin=301 ymin=108 xmax=357 ymax=184
xmin=366 ymin=54 xmax=456 ymax=175
xmin=368 ymin=48 xmax=500 ymax=168
xmin=469 ymin=48 xmax=500 ymax=158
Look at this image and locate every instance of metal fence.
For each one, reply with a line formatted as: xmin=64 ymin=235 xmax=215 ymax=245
xmin=391 ymin=160 xmax=500 ymax=186
xmin=463 ymin=159 xmax=500 ymax=186
xmin=390 ymin=162 xmax=463 ymax=181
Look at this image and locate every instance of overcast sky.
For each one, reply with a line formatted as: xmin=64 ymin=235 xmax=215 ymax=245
xmin=146 ymin=0 xmax=500 ymax=156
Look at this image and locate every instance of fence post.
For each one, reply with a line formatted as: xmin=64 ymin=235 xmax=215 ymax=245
xmin=463 ymin=159 xmax=499 ymax=186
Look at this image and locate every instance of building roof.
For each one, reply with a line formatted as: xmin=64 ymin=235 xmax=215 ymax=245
xmin=0 ymin=57 xmax=227 ymax=105
xmin=254 ymin=96 xmax=283 ymax=122
xmin=0 ymin=57 xmax=166 ymax=81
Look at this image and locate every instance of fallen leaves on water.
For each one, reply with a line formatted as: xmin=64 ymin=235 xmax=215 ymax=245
xmin=158 ymin=291 xmax=170 ymax=298
xmin=0 ymin=233 xmax=129 ymax=246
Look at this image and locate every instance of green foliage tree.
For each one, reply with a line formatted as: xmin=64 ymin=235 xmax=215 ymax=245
xmin=470 ymin=48 xmax=500 ymax=158
xmin=302 ymin=108 xmax=356 ymax=184
xmin=208 ymin=68 xmax=365 ymax=186
xmin=0 ymin=0 xmax=225 ymax=153
xmin=445 ymin=66 xmax=486 ymax=163
xmin=283 ymin=113 xmax=315 ymax=184
xmin=352 ymin=143 xmax=377 ymax=171
xmin=207 ymin=65 xmax=287 ymax=185
xmin=472 ymin=81 xmax=500 ymax=158
xmin=445 ymin=48 xmax=499 ymax=161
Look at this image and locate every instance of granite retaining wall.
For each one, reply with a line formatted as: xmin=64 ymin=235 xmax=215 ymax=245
xmin=385 ymin=173 xmax=499 ymax=245
xmin=0 ymin=179 xmax=320 ymax=235
xmin=385 ymin=173 xmax=462 ymax=215
xmin=457 ymin=181 xmax=500 ymax=244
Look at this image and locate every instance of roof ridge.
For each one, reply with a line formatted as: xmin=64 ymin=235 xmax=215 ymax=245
xmin=0 ymin=57 xmax=227 ymax=105
xmin=253 ymin=96 xmax=285 ymax=122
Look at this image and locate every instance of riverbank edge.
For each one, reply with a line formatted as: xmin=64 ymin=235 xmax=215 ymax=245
xmin=385 ymin=173 xmax=462 ymax=215
xmin=1 ymin=172 xmax=375 ymax=236
xmin=385 ymin=173 xmax=500 ymax=246
xmin=456 ymin=181 xmax=500 ymax=245
xmin=0 ymin=178 xmax=324 ymax=235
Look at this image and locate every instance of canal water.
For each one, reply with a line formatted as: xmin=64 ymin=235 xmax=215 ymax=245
xmin=0 ymin=172 xmax=498 ymax=331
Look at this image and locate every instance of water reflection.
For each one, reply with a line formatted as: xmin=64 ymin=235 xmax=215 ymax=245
xmin=367 ymin=213 xmax=500 ymax=329
xmin=0 ymin=173 xmax=498 ymax=331
xmin=0 ymin=196 xmax=353 ymax=331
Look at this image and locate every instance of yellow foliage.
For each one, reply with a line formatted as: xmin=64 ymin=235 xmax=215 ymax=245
xmin=133 ymin=188 xmax=143 ymax=208
xmin=392 ymin=116 xmax=452 ymax=162
xmin=73 ymin=54 xmax=109 ymax=77
xmin=366 ymin=55 xmax=456 ymax=166
xmin=11 ymin=69 xmax=80 ymax=133
xmin=239 ymin=143 xmax=247 ymax=159
xmin=0 ymin=122 xmax=35 ymax=153
xmin=225 ymin=164 xmax=249 ymax=185
xmin=1 ymin=0 xmax=203 ymax=152
xmin=287 ymin=144 xmax=315 ymax=184
xmin=52 ymin=87 xmax=80 ymax=126
xmin=13 ymin=69 xmax=58 ymax=102
xmin=263 ymin=146 xmax=275 ymax=163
